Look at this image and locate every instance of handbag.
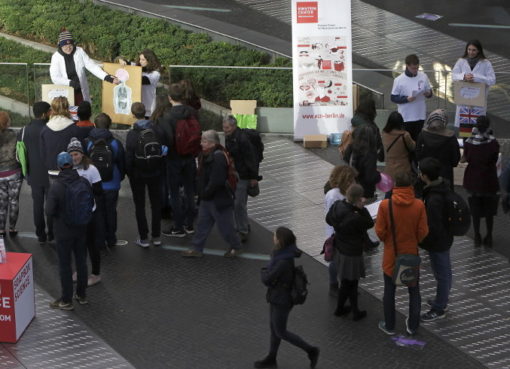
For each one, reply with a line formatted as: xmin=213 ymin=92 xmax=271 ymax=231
xmin=389 ymin=198 xmax=421 ymax=287
xmin=321 ymin=234 xmax=335 ymax=262
xmin=16 ymin=127 xmax=28 ymax=177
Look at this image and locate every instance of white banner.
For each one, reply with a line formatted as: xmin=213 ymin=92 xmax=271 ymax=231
xmin=292 ymin=0 xmax=353 ymax=140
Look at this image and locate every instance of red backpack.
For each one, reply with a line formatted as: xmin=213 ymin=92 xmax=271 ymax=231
xmin=175 ymin=115 xmax=201 ymax=156
xmin=218 ymin=149 xmax=239 ymax=195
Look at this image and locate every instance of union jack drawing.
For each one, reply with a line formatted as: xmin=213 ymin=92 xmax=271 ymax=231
xmin=459 ymin=106 xmax=483 ymax=125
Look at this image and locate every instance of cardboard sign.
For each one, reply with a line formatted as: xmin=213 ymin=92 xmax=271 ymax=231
xmin=102 ymin=63 xmax=142 ymax=125
xmin=454 ymin=81 xmax=486 ymax=108
xmin=41 ymin=84 xmax=75 ymax=106
xmin=230 ymin=100 xmax=257 ymax=115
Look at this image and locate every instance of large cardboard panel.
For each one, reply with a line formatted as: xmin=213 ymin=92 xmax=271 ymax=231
xmin=41 ymin=84 xmax=75 ymax=106
xmin=454 ymin=81 xmax=486 ymax=108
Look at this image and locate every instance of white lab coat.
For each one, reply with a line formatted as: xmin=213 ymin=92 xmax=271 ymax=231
xmin=141 ymin=70 xmax=160 ymax=117
xmin=452 ymin=58 xmax=496 ymax=127
xmin=50 ymin=46 xmax=108 ymax=103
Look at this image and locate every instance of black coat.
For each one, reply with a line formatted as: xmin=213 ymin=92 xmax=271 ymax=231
xmin=326 ymin=200 xmax=374 ymax=256
xmin=261 ymin=245 xmax=301 ymax=306
xmin=197 ymin=148 xmax=233 ymax=210
xmin=45 ymin=168 xmax=87 ymax=239
xmin=416 ymin=130 xmax=460 ymax=188
xmin=225 ymin=128 xmax=259 ymax=180
xmin=344 ymin=146 xmax=381 ymax=198
xmin=419 ymin=180 xmax=454 ymax=252
xmin=125 ymin=120 xmax=164 ymax=179
xmin=20 ymin=119 xmax=49 ymax=187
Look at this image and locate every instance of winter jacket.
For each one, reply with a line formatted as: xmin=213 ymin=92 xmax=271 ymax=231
xmin=40 ymin=116 xmax=87 ymax=172
xmin=225 ymin=128 xmax=259 ymax=180
xmin=382 ymin=129 xmax=415 ymax=180
xmin=463 ymin=140 xmax=500 ymax=194
xmin=416 ymin=130 xmax=460 ymax=188
xmin=45 ymin=168 xmax=87 ymax=239
xmin=375 ymin=186 xmax=429 ymax=277
xmin=344 ymin=145 xmax=381 ymax=198
xmin=0 ymin=129 xmax=19 ymax=173
xmin=86 ymin=128 xmax=126 ymax=191
xmin=159 ymin=104 xmax=198 ymax=159
xmin=197 ymin=148 xmax=233 ymax=210
xmin=326 ymin=199 xmax=374 ymax=256
xmin=50 ymin=46 xmax=108 ymax=102
xmin=261 ymin=244 xmax=302 ymax=307
xmin=20 ymin=119 xmax=49 ymax=187
xmin=125 ymin=119 xmax=164 ymax=179
xmin=419 ymin=179 xmax=454 ymax=252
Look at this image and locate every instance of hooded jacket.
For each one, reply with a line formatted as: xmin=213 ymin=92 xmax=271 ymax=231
xmin=40 ymin=116 xmax=86 ymax=172
xmin=197 ymin=147 xmax=233 ymax=210
xmin=125 ymin=119 xmax=164 ymax=179
xmin=86 ymin=128 xmax=126 ymax=191
xmin=20 ymin=119 xmax=49 ymax=187
xmin=45 ymin=168 xmax=87 ymax=239
xmin=375 ymin=186 xmax=429 ymax=277
xmin=326 ymin=199 xmax=374 ymax=256
xmin=159 ymin=104 xmax=198 ymax=159
xmin=261 ymin=244 xmax=302 ymax=306
xmin=419 ymin=179 xmax=454 ymax=252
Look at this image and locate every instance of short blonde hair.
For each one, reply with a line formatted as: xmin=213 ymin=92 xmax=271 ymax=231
xmin=0 ymin=111 xmax=10 ymax=130
xmin=50 ymin=96 xmax=71 ymax=118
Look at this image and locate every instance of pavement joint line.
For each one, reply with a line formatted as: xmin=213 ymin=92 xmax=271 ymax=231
xmin=160 ymin=244 xmax=270 ymax=260
xmin=163 ymin=5 xmax=232 ymax=12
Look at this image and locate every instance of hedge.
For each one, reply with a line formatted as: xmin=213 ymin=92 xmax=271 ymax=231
xmin=0 ymin=0 xmax=293 ymax=107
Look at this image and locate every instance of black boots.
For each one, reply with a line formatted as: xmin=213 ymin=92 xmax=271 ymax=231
xmin=254 ymin=356 xmax=277 ymax=368
xmin=308 ymin=347 xmax=320 ymax=369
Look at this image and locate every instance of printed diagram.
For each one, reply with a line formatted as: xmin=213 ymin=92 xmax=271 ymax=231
xmin=297 ymin=36 xmax=349 ymax=106
xmin=113 ymin=68 xmax=132 ymax=115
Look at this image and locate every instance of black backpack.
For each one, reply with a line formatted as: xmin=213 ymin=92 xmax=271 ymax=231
xmin=243 ymin=129 xmax=264 ymax=163
xmin=61 ymin=176 xmax=94 ymax=226
xmin=444 ymin=190 xmax=471 ymax=236
xmin=290 ymin=265 xmax=309 ymax=305
xmin=134 ymin=129 xmax=162 ymax=172
xmin=89 ymin=138 xmax=114 ymax=182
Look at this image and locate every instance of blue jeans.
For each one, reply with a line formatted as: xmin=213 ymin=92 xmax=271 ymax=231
xmin=234 ymin=179 xmax=250 ymax=234
xmin=428 ymin=250 xmax=452 ymax=312
xmin=166 ymin=157 xmax=196 ymax=230
xmin=56 ymin=233 xmax=87 ymax=302
xmin=383 ymin=273 xmax=421 ymax=332
xmin=192 ymin=200 xmax=241 ymax=252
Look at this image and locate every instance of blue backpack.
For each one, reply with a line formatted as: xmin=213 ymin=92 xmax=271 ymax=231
xmin=61 ymin=176 xmax=94 ymax=226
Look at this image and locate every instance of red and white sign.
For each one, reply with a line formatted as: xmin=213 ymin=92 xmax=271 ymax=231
xmin=292 ymin=0 xmax=353 ymax=139
xmin=0 ymin=253 xmax=35 ymax=343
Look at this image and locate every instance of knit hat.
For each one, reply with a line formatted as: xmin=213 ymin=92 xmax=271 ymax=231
xmin=58 ymin=29 xmax=74 ymax=47
xmin=57 ymin=152 xmax=73 ymax=169
xmin=67 ymin=137 xmax=83 ymax=153
xmin=424 ymin=109 xmax=448 ymax=131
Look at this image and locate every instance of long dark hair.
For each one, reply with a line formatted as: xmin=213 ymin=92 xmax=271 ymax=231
xmin=383 ymin=111 xmax=404 ymax=133
xmin=137 ymin=49 xmax=161 ymax=73
xmin=462 ymin=40 xmax=486 ymax=59
xmin=274 ymin=227 xmax=296 ymax=250
xmin=354 ymin=95 xmax=376 ymax=122
xmin=150 ymin=95 xmax=171 ymax=122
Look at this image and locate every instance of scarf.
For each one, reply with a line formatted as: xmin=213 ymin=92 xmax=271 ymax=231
xmin=423 ymin=109 xmax=448 ymax=132
xmin=465 ymin=127 xmax=495 ymax=145
xmin=267 ymin=244 xmax=300 ymax=270
xmin=467 ymin=57 xmax=479 ymax=71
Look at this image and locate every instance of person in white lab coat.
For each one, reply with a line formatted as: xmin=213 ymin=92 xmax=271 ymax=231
xmin=118 ymin=49 xmax=161 ymax=117
xmin=49 ymin=29 xmax=119 ymax=105
xmin=452 ymin=40 xmax=496 ymax=130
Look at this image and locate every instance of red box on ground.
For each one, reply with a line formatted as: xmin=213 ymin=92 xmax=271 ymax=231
xmin=0 ymin=252 xmax=35 ymax=343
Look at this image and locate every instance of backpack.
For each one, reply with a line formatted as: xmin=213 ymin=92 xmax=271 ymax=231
xmin=444 ymin=190 xmax=471 ymax=236
xmin=243 ymin=128 xmax=264 ymax=163
xmin=290 ymin=265 xmax=309 ymax=305
xmin=321 ymin=234 xmax=335 ymax=262
xmin=135 ymin=129 xmax=163 ymax=172
xmin=89 ymin=138 xmax=114 ymax=182
xmin=61 ymin=176 xmax=94 ymax=226
xmin=218 ymin=150 xmax=239 ymax=195
xmin=338 ymin=129 xmax=352 ymax=158
xmin=175 ymin=115 xmax=201 ymax=156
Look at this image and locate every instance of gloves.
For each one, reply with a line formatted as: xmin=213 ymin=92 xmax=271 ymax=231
xmin=104 ymin=74 xmax=115 ymax=83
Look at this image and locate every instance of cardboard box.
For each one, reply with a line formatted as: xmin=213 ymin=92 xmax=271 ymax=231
xmin=230 ymin=100 xmax=257 ymax=115
xmin=303 ymin=134 xmax=328 ymax=149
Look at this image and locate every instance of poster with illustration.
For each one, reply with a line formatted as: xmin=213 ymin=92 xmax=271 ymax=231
xmin=102 ymin=63 xmax=142 ymax=125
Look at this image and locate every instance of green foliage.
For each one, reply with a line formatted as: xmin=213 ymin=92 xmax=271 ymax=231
xmin=0 ymin=0 xmax=293 ymax=107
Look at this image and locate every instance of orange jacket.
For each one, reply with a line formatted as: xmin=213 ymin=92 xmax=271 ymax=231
xmin=375 ymin=186 xmax=429 ymax=277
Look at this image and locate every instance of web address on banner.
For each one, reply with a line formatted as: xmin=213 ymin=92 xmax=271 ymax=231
xmin=302 ymin=113 xmax=345 ymax=119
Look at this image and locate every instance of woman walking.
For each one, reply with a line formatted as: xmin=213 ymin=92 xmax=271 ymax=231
xmin=256 ymin=227 xmax=319 ymax=368
xmin=462 ymin=116 xmax=500 ymax=247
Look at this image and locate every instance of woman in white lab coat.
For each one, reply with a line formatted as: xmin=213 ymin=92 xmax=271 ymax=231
xmin=452 ymin=40 xmax=496 ymax=130
xmin=50 ymin=29 xmax=118 ymax=105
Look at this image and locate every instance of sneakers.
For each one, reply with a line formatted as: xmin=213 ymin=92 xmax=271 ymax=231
xmin=49 ymin=299 xmax=74 ymax=311
xmin=405 ymin=317 xmax=416 ymax=336
xmin=427 ymin=299 xmax=449 ymax=313
xmin=74 ymin=294 xmax=89 ymax=305
xmin=224 ymin=248 xmax=242 ymax=258
xmin=308 ymin=347 xmax=320 ymax=369
xmin=162 ymin=227 xmax=186 ymax=238
xmin=378 ymin=321 xmax=396 ymax=336
xmin=88 ymin=274 xmax=101 ymax=287
xmin=181 ymin=249 xmax=203 ymax=258
xmin=184 ymin=225 xmax=195 ymax=235
xmin=152 ymin=237 xmax=162 ymax=246
xmin=135 ymin=238 xmax=150 ymax=248
xmin=113 ymin=239 xmax=128 ymax=247
xmin=421 ymin=309 xmax=446 ymax=322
